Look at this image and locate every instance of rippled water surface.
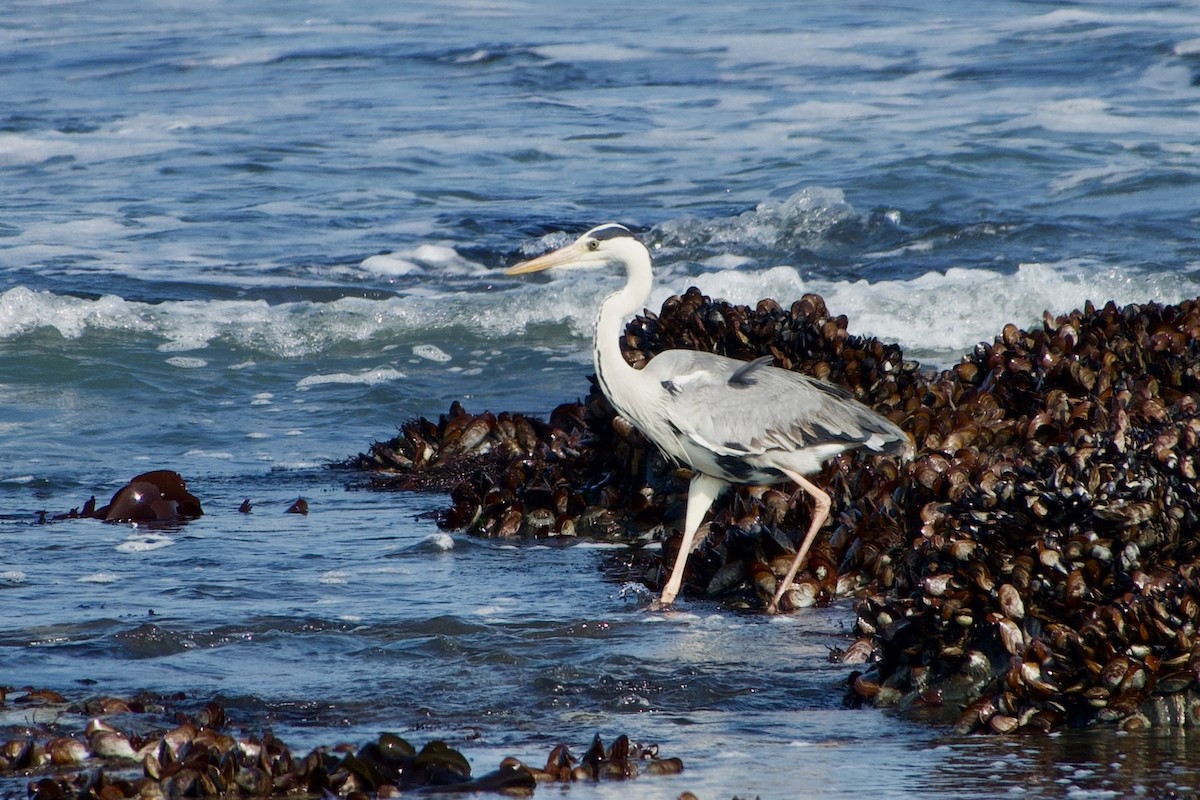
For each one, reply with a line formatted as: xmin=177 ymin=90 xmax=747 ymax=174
xmin=4 ymin=1 xmax=1200 ymax=797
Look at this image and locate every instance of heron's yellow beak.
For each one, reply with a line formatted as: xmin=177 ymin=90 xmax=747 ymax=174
xmin=505 ymin=242 xmax=584 ymax=275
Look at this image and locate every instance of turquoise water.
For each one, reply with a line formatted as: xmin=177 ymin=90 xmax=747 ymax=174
xmin=3 ymin=1 xmax=1200 ymax=796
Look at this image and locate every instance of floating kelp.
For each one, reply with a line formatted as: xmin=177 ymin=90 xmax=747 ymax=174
xmin=47 ymin=470 xmax=203 ymax=524
xmin=352 ymin=289 xmax=1200 ymax=731
xmin=0 ymin=689 xmax=683 ymax=798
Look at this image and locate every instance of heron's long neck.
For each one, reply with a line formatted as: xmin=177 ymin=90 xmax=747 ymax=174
xmin=594 ymin=250 xmax=653 ymax=422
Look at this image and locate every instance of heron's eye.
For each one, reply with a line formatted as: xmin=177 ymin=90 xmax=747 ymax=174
xmin=587 ymin=240 xmax=600 ymax=251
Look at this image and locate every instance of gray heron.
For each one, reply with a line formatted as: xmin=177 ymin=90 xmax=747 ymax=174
xmin=507 ymin=223 xmax=912 ymax=613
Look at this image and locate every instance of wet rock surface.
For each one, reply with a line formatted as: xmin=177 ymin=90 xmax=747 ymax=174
xmin=0 ymin=688 xmax=682 ymax=798
xmin=353 ymin=289 xmax=1200 ymax=732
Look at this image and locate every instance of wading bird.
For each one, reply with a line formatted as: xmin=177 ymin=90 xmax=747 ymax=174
xmin=507 ymin=224 xmax=912 ymax=613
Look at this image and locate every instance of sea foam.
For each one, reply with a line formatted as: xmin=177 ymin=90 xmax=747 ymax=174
xmin=296 ymin=367 xmax=406 ymax=389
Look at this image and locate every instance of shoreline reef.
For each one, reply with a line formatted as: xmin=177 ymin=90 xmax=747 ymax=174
xmin=352 ymin=288 xmax=1200 ymax=734
xmin=0 ymin=689 xmax=681 ymax=799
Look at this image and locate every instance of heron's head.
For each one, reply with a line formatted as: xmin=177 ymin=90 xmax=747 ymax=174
xmin=506 ymin=223 xmax=642 ymax=275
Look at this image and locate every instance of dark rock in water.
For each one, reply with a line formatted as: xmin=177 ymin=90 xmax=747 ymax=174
xmin=2 ymin=689 xmax=682 ymax=798
xmin=351 ymin=288 xmax=1200 ymax=731
xmin=54 ymin=470 xmax=203 ymax=524
xmin=285 ymin=497 xmax=308 ymax=515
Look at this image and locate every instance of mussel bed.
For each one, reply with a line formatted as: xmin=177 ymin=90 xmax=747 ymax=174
xmin=353 ymin=288 xmax=1200 ymax=734
xmin=0 ymin=688 xmax=682 ymax=798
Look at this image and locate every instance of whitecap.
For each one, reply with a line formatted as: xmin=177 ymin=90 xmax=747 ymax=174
xmin=165 ymin=356 xmax=207 ymax=369
xmin=319 ymin=570 xmax=349 ymax=584
xmin=0 ymin=570 xmax=28 ymax=584
xmin=362 ymin=565 xmax=413 ymax=575
xmin=78 ymin=572 xmax=119 ymax=584
xmin=473 ymin=604 xmax=510 ymax=617
xmin=350 ymin=242 xmax=486 ymax=279
xmin=700 ymin=253 xmax=755 ymax=270
xmin=0 ymin=286 xmax=547 ymax=356
xmin=360 ymin=254 xmax=421 ymax=276
xmin=270 ymin=460 xmax=323 ymax=470
xmin=394 ymin=532 xmax=457 ymax=555
xmin=691 ymin=264 xmax=806 ymax=309
xmin=116 ymin=533 xmax=174 ymax=553
xmin=296 ymin=367 xmax=406 ymax=389
xmin=411 ymin=244 xmax=461 ymax=264
xmin=1014 ymin=97 xmax=1195 ymax=137
xmin=815 ymin=259 xmax=1197 ymax=367
xmin=533 ymin=42 xmax=651 ymax=63
xmin=421 ymin=532 xmax=455 ymax=551
xmin=184 ymin=449 xmax=233 ymax=459
xmin=0 ymin=286 xmax=153 ymax=340
xmin=158 ymin=339 xmax=208 ymax=353
xmin=412 ymin=344 xmax=451 ymax=362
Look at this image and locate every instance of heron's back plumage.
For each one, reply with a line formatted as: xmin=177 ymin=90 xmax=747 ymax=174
xmin=623 ymin=349 xmax=910 ymax=484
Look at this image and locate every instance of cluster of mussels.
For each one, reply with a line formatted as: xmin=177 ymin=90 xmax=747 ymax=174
xmin=0 ymin=689 xmax=681 ymax=798
xmin=850 ymin=298 xmax=1200 ymax=733
xmin=353 ymin=288 xmax=1200 ymax=731
xmin=349 ymin=400 xmax=655 ymax=539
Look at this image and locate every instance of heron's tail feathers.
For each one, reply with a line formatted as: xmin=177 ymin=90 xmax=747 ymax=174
xmin=864 ymin=423 xmax=914 ymax=463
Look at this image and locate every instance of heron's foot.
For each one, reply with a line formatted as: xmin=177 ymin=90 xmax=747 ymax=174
xmin=764 ymin=601 xmax=780 ymax=615
xmin=646 ymin=597 xmax=676 ymax=613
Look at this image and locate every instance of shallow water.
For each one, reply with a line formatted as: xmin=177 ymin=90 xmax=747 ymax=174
xmin=4 ymin=1 xmax=1200 ymax=797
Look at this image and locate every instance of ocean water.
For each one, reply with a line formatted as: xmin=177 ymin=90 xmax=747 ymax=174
xmin=3 ymin=1 xmax=1200 ymax=797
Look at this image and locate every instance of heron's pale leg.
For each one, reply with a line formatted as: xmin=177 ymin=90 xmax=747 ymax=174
xmin=766 ymin=470 xmax=831 ymax=615
xmin=654 ymin=472 xmax=727 ymax=608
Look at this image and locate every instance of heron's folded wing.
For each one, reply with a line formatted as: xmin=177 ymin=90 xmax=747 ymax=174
xmin=648 ymin=351 xmax=879 ymax=458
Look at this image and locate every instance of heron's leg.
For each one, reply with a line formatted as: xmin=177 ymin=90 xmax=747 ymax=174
xmin=653 ymin=472 xmax=727 ymax=609
xmin=766 ymin=470 xmax=831 ymax=615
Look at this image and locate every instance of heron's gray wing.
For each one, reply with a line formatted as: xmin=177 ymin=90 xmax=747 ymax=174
xmin=645 ymin=349 xmax=895 ymax=460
